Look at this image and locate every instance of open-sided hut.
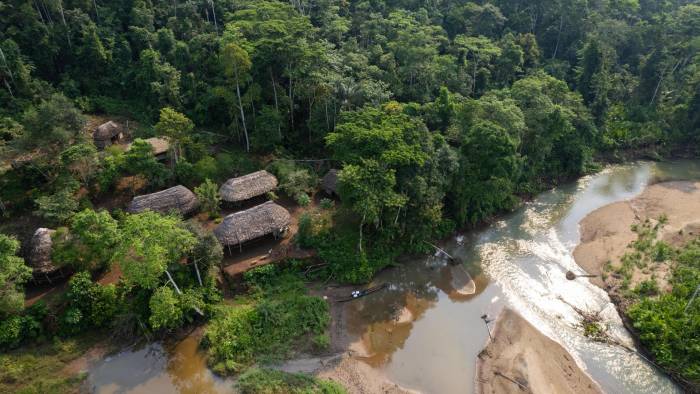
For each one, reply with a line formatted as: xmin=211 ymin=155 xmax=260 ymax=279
xmin=214 ymin=201 xmax=291 ymax=248
xmin=219 ymin=170 xmax=278 ymax=204
xmin=93 ymin=121 xmax=124 ymax=149
xmin=28 ymin=228 xmax=57 ymax=276
xmin=127 ymin=185 xmax=199 ymax=215
xmin=321 ymin=169 xmax=339 ymax=196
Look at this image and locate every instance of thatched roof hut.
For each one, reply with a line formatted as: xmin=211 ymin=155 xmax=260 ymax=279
xmin=93 ymin=121 xmax=124 ymax=149
xmin=321 ymin=169 xmax=339 ymax=195
xmin=219 ymin=170 xmax=278 ymax=203
xmin=28 ymin=228 xmax=57 ymax=275
xmin=127 ymin=185 xmax=199 ymax=215
xmin=214 ymin=201 xmax=291 ymax=246
xmin=126 ymin=137 xmax=170 ymax=158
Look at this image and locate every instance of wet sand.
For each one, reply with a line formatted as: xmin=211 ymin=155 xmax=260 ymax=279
xmin=476 ymin=308 xmax=602 ymax=394
xmin=316 ymin=354 xmax=417 ymax=394
xmin=574 ymin=181 xmax=700 ymax=295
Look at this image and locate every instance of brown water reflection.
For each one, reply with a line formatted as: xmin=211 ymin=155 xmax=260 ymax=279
xmin=345 ymin=256 xmax=490 ymax=369
xmin=88 ymin=334 xmax=233 ymax=394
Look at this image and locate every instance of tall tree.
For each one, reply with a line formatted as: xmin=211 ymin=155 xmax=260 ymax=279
xmin=154 ymin=107 xmax=194 ymax=163
xmin=220 ymin=37 xmax=252 ymax=152
xmin=113 ymin=212 xmax=196 ymax=290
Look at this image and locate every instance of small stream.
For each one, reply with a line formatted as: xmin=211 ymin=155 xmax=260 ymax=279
xmin=89 ymin=160 xmax=700 ymax=393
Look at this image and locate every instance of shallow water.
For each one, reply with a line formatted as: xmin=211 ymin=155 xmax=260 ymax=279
xmin=347 ymin=160 xmax=700 ymax=394
xmin=87 ymin=335 xmax=233 ymax=394
xmin=89 ymin=160 xmax=700 ymax=393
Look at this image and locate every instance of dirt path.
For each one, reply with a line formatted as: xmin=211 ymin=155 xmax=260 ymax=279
xmin=476 ymin=308 xmax=602 ymax=394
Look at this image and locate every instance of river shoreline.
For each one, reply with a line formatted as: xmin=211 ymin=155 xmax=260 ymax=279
xmin=573 ymin=180 xmax=700 ymax=391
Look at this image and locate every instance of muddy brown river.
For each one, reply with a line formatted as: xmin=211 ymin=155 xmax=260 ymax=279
xmin=89 ymin=160 xmax=700 ymax=393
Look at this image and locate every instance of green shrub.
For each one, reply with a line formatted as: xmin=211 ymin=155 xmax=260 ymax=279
xmin=295 ymin=193 xmax=311 ymax=207
xmin=633 ymin=279 xmax=659 ymax=297
xmin=204 ymin=266 xmax=330 ymax=373
xmin=237 ymin=368 xmax=346 ymax=394
xmin=34 ymin=180 xmax=80 ymax=225
xmin=0 ymin=316 xmax=23 ymax=349
xmin=195 ymin=179 xmax=221 ymax=217
xmin=148 ymin=287 xmax=183 ymax=330
xmin=627 ymin=238 xmax=700 ymax=384
xmin=60 ymin=272 xmax=118 ymax=335
xmin=319 ymin=198 xmax=334 ymax=210
xmin=268 ymin=161 xmax=317 ymax=200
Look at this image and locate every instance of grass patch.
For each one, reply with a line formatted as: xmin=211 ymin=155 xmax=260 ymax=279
xmin=236 ymin=368 xmax=346 ymax=394
xmin=203 ymin=264 xmax=330 ymax=375
xmin=0 ymin=331 xmax=105 ymax=394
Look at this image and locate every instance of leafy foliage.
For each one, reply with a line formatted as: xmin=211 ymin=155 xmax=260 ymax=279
xmin=113 ymin=212 xmax=196 ymax=289
xmin=237 ymin=368 xmax=346 ymax=394
xmin=0 ymin=234 xmax=32 ymax=316
xmin=52 ymin=209 xmax=121 ymax=272
xmin=204 ymin=265 xmax=329 ymax=374
xmin=194 ymin=179 xmax=221 ymax=217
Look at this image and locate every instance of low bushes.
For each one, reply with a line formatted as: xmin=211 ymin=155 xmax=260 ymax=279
xmin=625 ymin=233 xmax=700 ymax=386
xmin=203 ymin=265 xmax=330 ymax=375
xmin=237 ymin=368 xmax=346 ymax=394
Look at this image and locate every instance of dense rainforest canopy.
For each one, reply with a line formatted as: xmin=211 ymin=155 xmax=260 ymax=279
xmin=0 ymin=0 xmax=699 ymax=390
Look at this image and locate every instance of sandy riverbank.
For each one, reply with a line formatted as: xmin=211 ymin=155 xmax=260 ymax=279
xmin=307 ymin=284 xmax=418 ymax=394
xmin=476 ymin=308 xmax=602 ymax=394
xmin=573 ymin=181 xmax=700 ymax=296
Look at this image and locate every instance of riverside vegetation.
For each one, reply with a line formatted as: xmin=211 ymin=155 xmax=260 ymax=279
xmin=1 ymin=0 xmax=699 ymax=392
xmin=609 ymin=219 xmax=700 ymax=387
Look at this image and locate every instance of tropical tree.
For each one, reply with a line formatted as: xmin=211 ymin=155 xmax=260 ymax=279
xmin=154 ymin=107 xmax=194 ymax=163
xmin=194 ymin=179 xmax=220 ymax=217
xmin=113 ymin=212 xmax=196 ymax=290
xmin=149 ymin=286 xmax=182 ymax=330
xmin=52 ymin=209 xmax=121 ymax=272
xmin=221 ymin=29 xmax=252 ymax=152
xmin=0 ymin=234 xmax=32 ymax=316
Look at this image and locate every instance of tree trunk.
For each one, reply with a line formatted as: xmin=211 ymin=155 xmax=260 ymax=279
xmin=234 ymin=67 xmax=250 ymax=152
xmin=552 ymin=14 xmax=563 ymax=59
xmin=472 ymin=57 xmax=478 ymax=95
xmin=34 ymin=0 xmax=46 ymax=24
xmin=288 ymin=63 xmax=294 ymax=128
xmin=57 ymin=0 xmax=72 ymax=49
xmin=358 ymin=214 xmax=365 ymax=254
xmin=92 ymin=0 xmax=99 ymax=24
xmin=650 ymin=56 xmax=684 ymax=106
xmin=3 ymin=79 xmax=13 ymax=99
xmin=210 ymin=0 xmax=218 ymax=32
xmin=270 ymin=69 xmax=282 ymax=139
xmin=194 ymin=260 xmax=203 ymax=287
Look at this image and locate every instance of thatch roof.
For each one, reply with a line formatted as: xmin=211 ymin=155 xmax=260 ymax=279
xmin=219 ymin=170 xmax=278 ymax=203
xmin=93 ymin=121 xmax=122 ymax=141
xmin=126 ymin=137 xmax=170 ymax=156
xmin=127 ymin=185 xmax=199 ymax=215
xmin=214 ymin=201 xmax=291 ymax=246
xmin=29 ymin=228 xmax=57 ymax=274
xmin=321 ymin=169 xmax=339 ymax=195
